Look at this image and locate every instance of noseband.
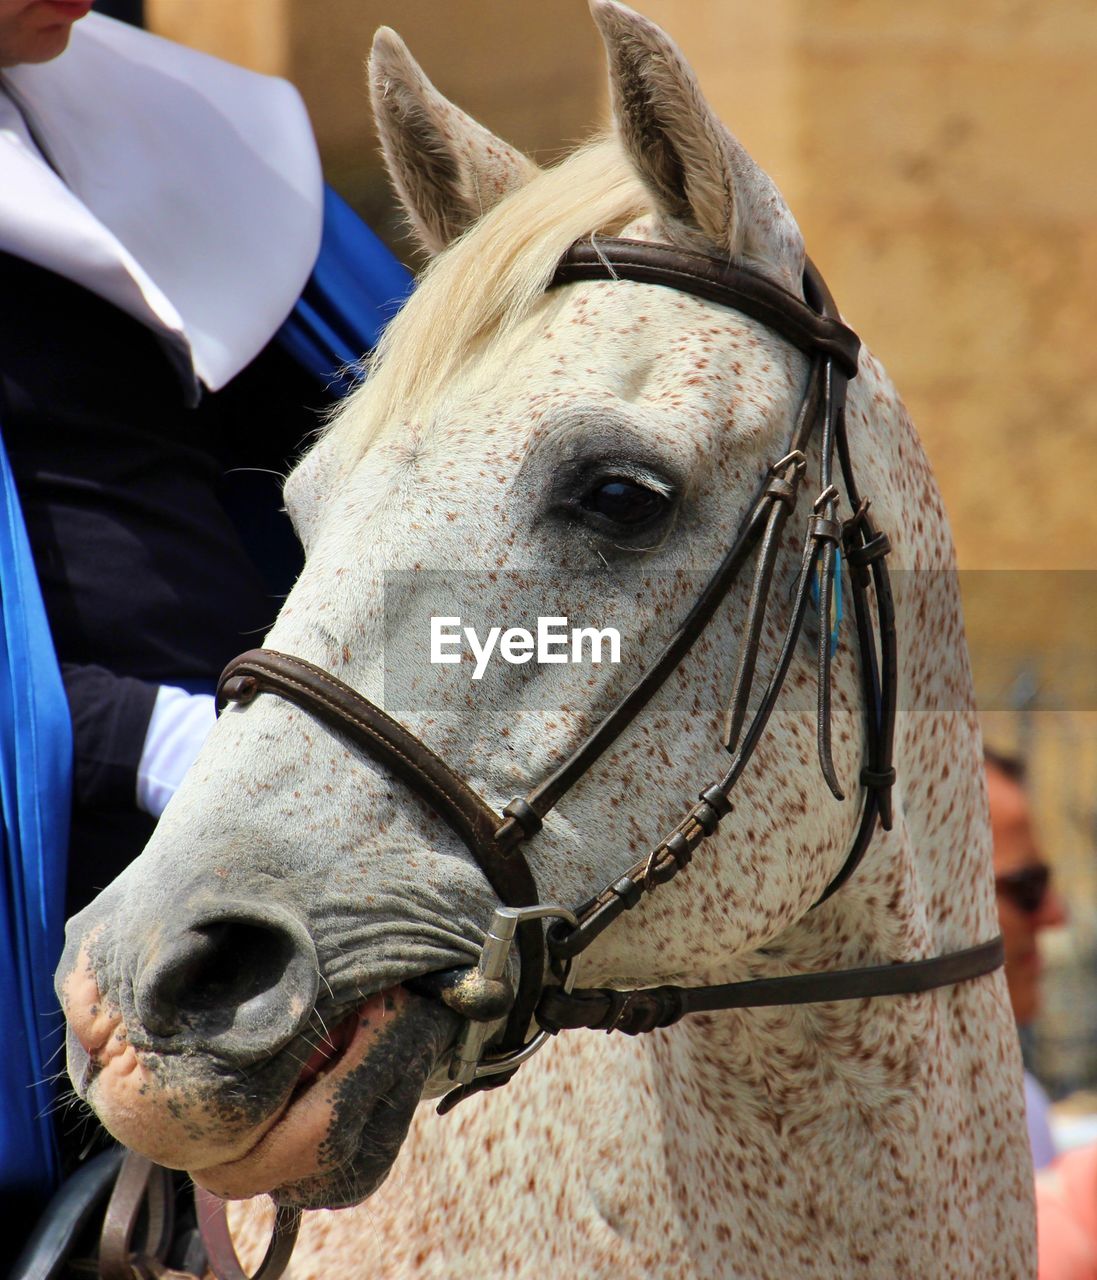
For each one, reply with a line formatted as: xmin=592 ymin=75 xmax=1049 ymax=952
xmin=218 ymin=237 xmax=1003 ymax=1111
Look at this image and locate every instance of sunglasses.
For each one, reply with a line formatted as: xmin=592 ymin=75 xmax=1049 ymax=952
xmin=995 ymin=864 xmax=1052 ymax=915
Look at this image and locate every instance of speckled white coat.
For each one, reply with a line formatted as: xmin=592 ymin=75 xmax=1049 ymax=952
xmin=58 ymin=5 xmax=1034 ymax=1277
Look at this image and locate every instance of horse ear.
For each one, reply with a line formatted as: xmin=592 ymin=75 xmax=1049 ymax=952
xmin=589 ymin=0 xmax=805 ymax=294
xmin=369 ymin=28 xmax=540 ymax=256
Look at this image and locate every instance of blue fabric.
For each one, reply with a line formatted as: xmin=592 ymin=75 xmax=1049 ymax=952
xmin=0 ymin=185 xmax=410 ymax=1204
xmin=0 ymin=442 xmax=72 ymax=1203
xmin=276 ymin=186 xmax=413 ymax=392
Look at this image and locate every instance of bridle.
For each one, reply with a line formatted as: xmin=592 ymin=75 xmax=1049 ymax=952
xmin=217 ymin=237 xmax=1004 ymax=1107
xmin=192 ymin=237 xmax=1006 ymax=1279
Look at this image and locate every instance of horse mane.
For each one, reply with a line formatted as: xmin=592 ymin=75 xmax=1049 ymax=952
xmin=325 ymin=137 xmax=653 ymax=460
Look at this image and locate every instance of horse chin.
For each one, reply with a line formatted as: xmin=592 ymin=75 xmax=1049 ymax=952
xmin=190 ymin=988 xmax=462 ymax=1208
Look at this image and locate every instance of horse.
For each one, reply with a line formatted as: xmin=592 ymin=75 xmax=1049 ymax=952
xmin=56 ymin=3 xmax=1035 ymax=1276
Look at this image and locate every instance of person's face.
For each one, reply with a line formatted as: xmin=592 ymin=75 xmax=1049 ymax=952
xmin=987 ymin=764 xmax=1067 ymax=1026
xmin=0 ymin=0 xmax=92 ymax=68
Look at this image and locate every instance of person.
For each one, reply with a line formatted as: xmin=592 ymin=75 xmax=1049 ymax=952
xmin=986 ymin=746 xmax=1068 ymax=1170
xmin=0 ymin=0 xmax=411 ymax=1257
xmin=985 ymin=749 xmax=1097 ymax=1278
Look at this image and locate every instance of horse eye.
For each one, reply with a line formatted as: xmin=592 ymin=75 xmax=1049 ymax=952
xmin=579 ymin=477 xmax=670 ymax=527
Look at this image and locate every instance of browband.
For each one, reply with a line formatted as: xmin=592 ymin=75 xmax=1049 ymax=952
xmin=552 ymin=238 xmax=861 ymax=375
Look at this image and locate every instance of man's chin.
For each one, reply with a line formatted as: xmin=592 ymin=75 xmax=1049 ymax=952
xmin=8 ymin=28 xmax=75 ymax=67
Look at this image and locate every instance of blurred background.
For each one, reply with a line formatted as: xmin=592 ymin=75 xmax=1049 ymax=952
xmin=97 ymin=0 xmax=1097 ymax=1100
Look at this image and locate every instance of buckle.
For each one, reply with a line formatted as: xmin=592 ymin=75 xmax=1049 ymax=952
xmin=449 ymin=903 xmax=579 ymax=1085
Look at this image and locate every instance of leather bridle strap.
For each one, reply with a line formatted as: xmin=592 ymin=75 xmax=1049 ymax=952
xmin=195 ymin=1187 xmax=300 ymax=1280
xmin=214 ymin=237 xmax=991 ymax=1116
xmin=216 ymin=649 xmax=544 ymax=1054
xmin=97 ymin=1151 xmax=174 ymax=1279
xmin=218 ymin=651 xmax=507 ymax=882
xmin=552 ymin=239 xmax=861 ymax=375
xmin=215 ymin=243 xmax=867 ymax=1068
xmin=522 ymin=240 xmax=888 ymax=962
xmin=538 ymin=937 xmax=1005 ymax=1034
xmin=493 ymin=240 xmax=862 ymax=853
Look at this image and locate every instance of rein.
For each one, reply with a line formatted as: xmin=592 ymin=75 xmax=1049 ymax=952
xmin=218 ymin=237 xmax=1003 ymax=1098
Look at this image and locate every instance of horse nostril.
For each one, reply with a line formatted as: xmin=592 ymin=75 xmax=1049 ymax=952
xmin=166 ymin=922 xmax=291 ymax=1015
xmin=135 ymin=907 xmax=319 ymax=1060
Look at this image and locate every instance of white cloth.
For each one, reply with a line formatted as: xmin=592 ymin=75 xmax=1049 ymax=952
xmin=1027 ymin=1068 xmax=1059 ymax=1171
xmin=0 ymin=12 xmax=323 ymax=394
xmin=136 ymin=685 xmax=216 ymax=818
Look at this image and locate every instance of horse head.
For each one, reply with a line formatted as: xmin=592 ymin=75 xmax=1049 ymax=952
xmin=57 ymin=3 xmax=1022 ymax=1251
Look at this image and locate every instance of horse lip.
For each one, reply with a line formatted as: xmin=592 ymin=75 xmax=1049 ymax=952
xmin=191 ymin=986 xmax=402 ymax=1191
xmin=191 ymin=984 xmax=458 ymax=1203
